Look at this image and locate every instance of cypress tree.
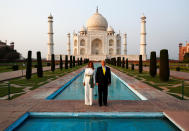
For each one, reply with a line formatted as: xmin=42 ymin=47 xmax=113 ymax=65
xmin=65 ymin=55 xmax=68 ymax=69
xmin=80 ymin=58 xmax=82 ymax=65
xmin=70 ymin=55 xmax=72 ymax=68
xmin=51 ymin=54 xmax=55 ymax=72
xmin=60 ymin=55 xmax=63 ymax=70
xmin=73 ymin=56 xmax=75 ymax=67
xmin=131 ymin=63 xmax=134 ymax=70
xmin=37 ymin=51 xmax=43 ymax=77
xmin=160 ymin=49 xmax=170 ymax=81
xmin=77 ymin=58 xmax=80 ymax=66
xmin=126 ymin=58 xmax=128 ymax=69
xmin=139 ymin=55 xmax=143 ymax=73
xmin=150 ymin=51 xmax=157 ymax=77
xmin=122 ymin=57 xmax=125 ymax=68
xmin=26 ymin=50 xmax=32 ymax=79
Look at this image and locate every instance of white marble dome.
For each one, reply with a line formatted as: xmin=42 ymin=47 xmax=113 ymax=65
xmin=86 ymin=9 xmax=108 ymax=31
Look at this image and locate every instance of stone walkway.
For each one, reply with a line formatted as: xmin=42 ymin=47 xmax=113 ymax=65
xmin=0 ymin=66 xmax=189 ymax=130
xmin=0 ymin=66 xmax=59 ymax=81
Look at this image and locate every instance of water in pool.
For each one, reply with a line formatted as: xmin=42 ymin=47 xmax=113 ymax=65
xmin=15 ymin=117 xmax=179 ymax=131
xmin=54 ymin=63 xmax=140 ymax=100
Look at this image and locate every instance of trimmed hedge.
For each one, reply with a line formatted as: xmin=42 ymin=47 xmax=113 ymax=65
xmin=51 ymin=54 xmax=55 ymax=72
xmin=122 ymin=57 xmax=125 ymax=68
xmin=126 ymin=58 xmax=128 ymax=69
xmin=139 ymin=55 xmax=143 ymax=73
xmin=70 ymin=55 xmax=72 ymax=68
xmin=159 ymin=49 xmax=170 ymax=81
xmin=60 ymin=55 xmax=63 ymax=70
xmin=149 ymin=51 xmax=157 ymax=77
xmin=37 ymin=51 xmax=43 ymax=77
xmin=65 ymin=55 xmax=68 ymax=69
xmin=26 ymin=50 xmax=32 ymax=79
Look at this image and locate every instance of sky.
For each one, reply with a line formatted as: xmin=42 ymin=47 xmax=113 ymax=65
xmin=0 ymin=0 xmax=189 ymax=59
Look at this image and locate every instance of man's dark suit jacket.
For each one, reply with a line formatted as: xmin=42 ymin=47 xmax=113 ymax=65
xmin=95 ymin=66 xmax=111 ymax=86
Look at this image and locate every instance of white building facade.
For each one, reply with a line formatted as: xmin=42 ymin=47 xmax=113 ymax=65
xmin=47 ymin=8 xmax=147 ymax=61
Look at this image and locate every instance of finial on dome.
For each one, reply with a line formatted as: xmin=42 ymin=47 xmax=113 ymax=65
xmin=96 ymin=6 xmax=98 ymax=13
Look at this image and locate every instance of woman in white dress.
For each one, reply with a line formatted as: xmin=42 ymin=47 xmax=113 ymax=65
xmin=83 ymin=62 xmax=95 ymax=106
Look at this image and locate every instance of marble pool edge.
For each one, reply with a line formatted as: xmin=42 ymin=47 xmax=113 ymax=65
xmin=5 ymin=112 xmax=182 ymax=131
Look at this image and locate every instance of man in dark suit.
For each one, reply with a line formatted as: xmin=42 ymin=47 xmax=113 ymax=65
xmin=95 ymin=60 xmax=111 ymax=106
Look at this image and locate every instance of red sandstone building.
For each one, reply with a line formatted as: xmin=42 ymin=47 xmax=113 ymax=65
xmin=179 ymin=42 xmax=189 ymax=61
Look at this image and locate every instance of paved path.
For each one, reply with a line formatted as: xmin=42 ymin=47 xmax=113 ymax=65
xmin=0 ymin=66 xmax=189 ymax=130
xmin=0 ymin=66 xmax=59 ymax=81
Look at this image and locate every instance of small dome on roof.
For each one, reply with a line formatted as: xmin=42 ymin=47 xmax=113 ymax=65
xmin=107 ymin=26 xmax=114 ymax=32
xmin=80 ymin=26 xmax=86 ymax=32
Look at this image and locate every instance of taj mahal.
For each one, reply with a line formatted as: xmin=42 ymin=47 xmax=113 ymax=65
xmin=47 ymin=7 xmax=147 ymax=61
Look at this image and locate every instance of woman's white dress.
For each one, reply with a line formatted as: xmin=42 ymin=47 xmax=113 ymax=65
xmin=83 ymin=68 xmax=95 ymax=105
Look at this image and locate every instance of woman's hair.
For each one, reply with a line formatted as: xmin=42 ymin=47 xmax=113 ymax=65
xmin=87 ymin=61 xmax=94 ymax=69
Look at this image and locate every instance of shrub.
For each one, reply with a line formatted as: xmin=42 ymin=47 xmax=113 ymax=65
xmin=12 ymin=65 xmax=19 ymax=71
xmin=183 ymin=53 xmax=189 ymax=63
xmin=126 ymin=58 xmax=128 ymax=69
xmin=176 ymin=67 xmax=180 ymax=71
xmin=131 ymin=64 xmax=134 ymax=70
xmin=122 ymin=57 xmax=125 ymax=68
xmin=80 ymin=58 xmax=82 ymax=65
xmin=51 ymin=54 xmax=55 ymax=72
xmin=77 ymin=58 xmax=79 ymax=66
xmin=65 ymin=55 xmax=68 ymax=69
xmin=139 ymin=55 xmax=143 ymax=73
xmin=73 ymin=56 xmax=75 ymax=67
xmin=150 ymin=51 xmax=157 ymax=77
xmin=37 ymin=51 xmax=43 ymax=77
xmin=60 ymin=55 xmax=63 ymax=70
xmin=159 ymin=49 xmax=170 ymax=81
xmin=117 ymin=57 xmax=121 ymax=66
xmin=70 ymin=55 xmax=72 ymax=68
xmin=47 ymin=63 xmax=51 ymax=66
xmin=26 ymin=51 xmax=32 ymax=79
xmin=34 ymin=65 xmax=38 ymax=68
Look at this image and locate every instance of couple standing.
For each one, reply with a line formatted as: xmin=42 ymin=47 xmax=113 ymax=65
xmin=83 ymin=60 xmax=111 ymax=106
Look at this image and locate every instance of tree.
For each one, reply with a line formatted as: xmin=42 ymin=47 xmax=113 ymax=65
xmin=183 ymin=53 xmax=189 ymax=63
xmin=77 ymin=58 xmax=80 ymax=66
xmin=122 ymin=57 xmax=125 ymax=68
xmin=65 ymin=55 xmax=68 ymax=69
xmin=126 ymin=58 xmax=128 ymax=69
xmin=80 ymin=57 xmax=82 ymax=65
xmin=159 ymin=49 xmax=170 ymax=81
xmin=51 ymin=54 xmax=55 ymax=72
xmin=60 ymin=55 xmax=63 ymax=70
xmin=26 ymin=51 xmax=32 ymax=79
xmin=131 ymin=63 xmax=134 ymax=70
xmin=150 ymin=51 xmax=157 ymax=77
xmin=117 ymin=57 xmax=121 ymax=67
xmin=139 ymin=55 xmax=143 ymax=73
xmin=73 ymin=56 xmax=75 ymax=67
xmin=37 ymin=51 xmax=43 ymax=77
xmin=70 ymin=55 xmax=72 ymax=68
xmin=0 ymin=46 xmax=20 ymax=61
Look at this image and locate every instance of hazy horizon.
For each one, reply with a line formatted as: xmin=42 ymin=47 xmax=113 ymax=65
xmin=1 ymin=0 xmax=189 ymax=59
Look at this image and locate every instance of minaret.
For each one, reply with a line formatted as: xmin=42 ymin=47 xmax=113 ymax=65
xmin=47 ymin=13 xmax=54 ymax=60
xmin=67 ymin=33 xmax=71 ymax=55
xmin=140 ymin=14 xmax=147 ymax=58
xmin=123 ymin=33 xmax=127 ymax=55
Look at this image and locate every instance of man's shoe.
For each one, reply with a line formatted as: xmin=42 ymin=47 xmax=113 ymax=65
xmin=99 ymin=105 xmax=102 ymax=107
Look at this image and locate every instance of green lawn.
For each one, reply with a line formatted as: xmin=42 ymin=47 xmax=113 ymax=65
xmin=0 ymin=64 xmax=86 ymax=99
xmin=108 ymin=64 xmax=188 ymax=100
